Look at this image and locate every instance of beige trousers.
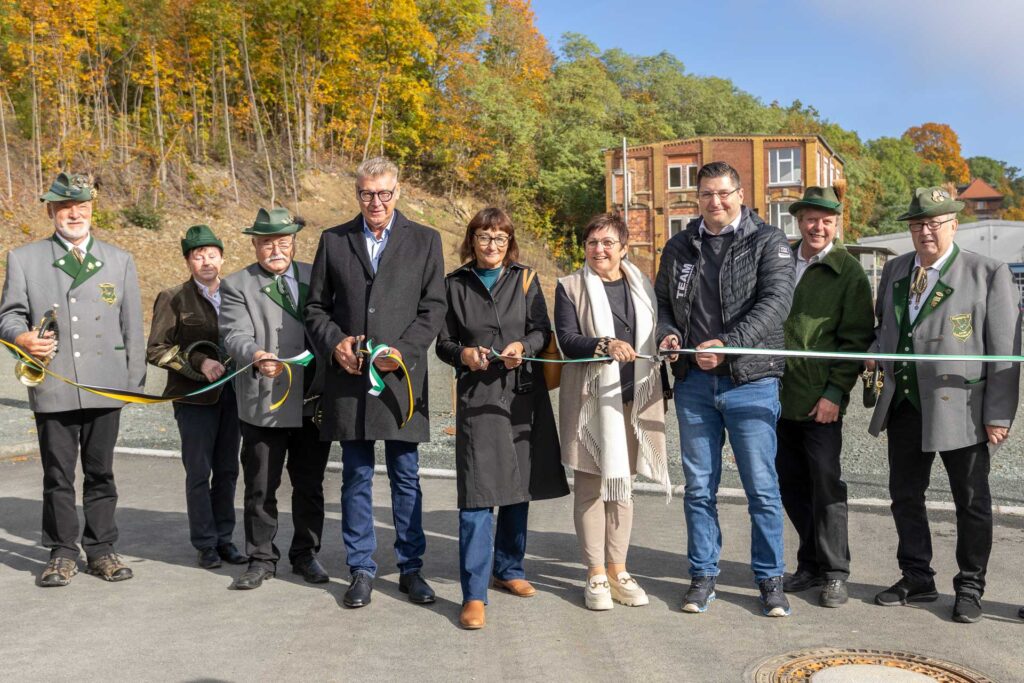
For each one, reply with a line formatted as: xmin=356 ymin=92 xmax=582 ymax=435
xmin=573 ymin=406 xmax=638 ymax=569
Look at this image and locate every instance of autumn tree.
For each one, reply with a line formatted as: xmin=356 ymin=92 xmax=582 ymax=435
xmin=904 ymin=122 xmax=970 ymax=185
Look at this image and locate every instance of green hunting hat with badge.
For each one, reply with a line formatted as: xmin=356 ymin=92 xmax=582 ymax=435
xmin=180 ymin=224 xmax=224 ymax=256
xmin=40 ymin=172 xmax=96 ymax=203
xmin=789 ymin=182 xmax=845 ymax=216
xmin=242 ymin=207 xmax=305 ymax=236
xmin=897 ymin=186 xmax=965 ymax=221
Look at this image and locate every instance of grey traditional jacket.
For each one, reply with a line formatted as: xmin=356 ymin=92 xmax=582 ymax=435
xmin=0 ymin=234 xmax=145 ymax=413
xmin=868 ymin=245 xmax=1021 ymax=452
xmin=219 ymin=261 xmax=323 ymax=428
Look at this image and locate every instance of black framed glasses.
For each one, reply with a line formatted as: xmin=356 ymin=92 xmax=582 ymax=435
xmin=357 ymin=186 xmax=397 ymax=203
xmin=908 ymin=217 xmax=956 ymax=233
xmin=474 ymin=234 xmax=509 ymax=247
xmin=697 ymin=188 xmax=741 ymax=201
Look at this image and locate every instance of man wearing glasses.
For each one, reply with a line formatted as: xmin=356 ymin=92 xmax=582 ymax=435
xmin=866 ymin=186 xmax=1019 ymax=624
xmin=306 ymin=156 xmax=447 ymax=609
xmin=219 ymin=208 xmax=331 ymax=590
xmin=656 ymin=161 xmax=795 ymax=617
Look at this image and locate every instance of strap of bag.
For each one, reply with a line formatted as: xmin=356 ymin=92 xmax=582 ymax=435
xmin=521 ymin=268 xmax=537 ymax=296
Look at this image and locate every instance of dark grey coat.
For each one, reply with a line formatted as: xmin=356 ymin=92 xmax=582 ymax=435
xmin=305 ymin=211 xmax=447 ymax=442
xmin=435 ymin=262 xmax=569 ymax=508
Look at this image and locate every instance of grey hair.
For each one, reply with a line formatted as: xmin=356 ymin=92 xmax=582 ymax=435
xmin=356 ymin=156 xmax=399 ymax=182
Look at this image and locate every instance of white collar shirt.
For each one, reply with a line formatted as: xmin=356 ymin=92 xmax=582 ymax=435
xmin=194 ymin=279 xmax=222 ymax=314
xmin=55 ymin=232 xmax=91 ymax=261
xmin=908 ymin=242 xmax=955 ymax=323
xmin=698 ymin=211 xmax=742 ymax=237
xmin=363 ymin=214 xmax=396 ymax=274
xmin=795 ymin=241 xmax=834 ymax=284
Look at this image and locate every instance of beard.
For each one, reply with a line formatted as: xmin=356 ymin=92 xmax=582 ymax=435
xmin=56 ymin=221 xmax=91 ymax=243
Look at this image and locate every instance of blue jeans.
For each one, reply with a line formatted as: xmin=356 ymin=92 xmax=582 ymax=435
xmin=675 ymin=370 xmax=785 ymax=582
xmin=459 ymin=502 xmax=529 ymax=603
xmin=340 ymin=440 xmax=425 ymax=577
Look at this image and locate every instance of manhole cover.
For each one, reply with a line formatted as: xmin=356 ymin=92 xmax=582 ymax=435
xmin=747 ymin=648 xmax=995 ymax=682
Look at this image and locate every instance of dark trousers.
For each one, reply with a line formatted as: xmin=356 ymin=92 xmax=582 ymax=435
xmin=239 ymin=418 xmax=330 ymax=570
xmin=173 ymin=385 xmax=241 ymax=551
xmin=340 ymin=440 xmax=425 ymax=577
xmin=776 ymin=417 xmax=850 ymax=579
xmin=886 ymin=401 xmax=992 ymax=596
xmin=35 ymin=408 xmax=122 ymax=560
xmin=459 ymin=502 xmax=529 ymax=603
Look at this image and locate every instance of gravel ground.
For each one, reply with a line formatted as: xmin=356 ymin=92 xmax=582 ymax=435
xmin=3 ymin=353 xmax=1023 ymax=506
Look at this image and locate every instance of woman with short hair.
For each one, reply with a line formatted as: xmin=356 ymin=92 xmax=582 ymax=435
xmin=554 ymin=212 xmax=670 ymax=611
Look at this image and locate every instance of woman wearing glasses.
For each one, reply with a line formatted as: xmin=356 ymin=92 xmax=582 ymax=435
xmin=436 ymin=207 xmax=569 ymax=630
xmin=554 ymin=212 xmax=671 ymax=611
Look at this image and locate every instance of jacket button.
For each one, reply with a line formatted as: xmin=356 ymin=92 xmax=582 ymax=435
xmin=71 ymin=316 xmax=78 ymax=322
xmin=369 ymin=307 xmax=376 ymax=314
xmin=74 ymin=351 xmax=81 ymax=358
xmin=366 ymin=280 xmax=372 ymax=285
xmin=70 ymin=297 xmax=77 ymax=304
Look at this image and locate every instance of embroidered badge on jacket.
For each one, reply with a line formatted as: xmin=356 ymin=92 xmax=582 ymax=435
xmin=950 ymin=313 xmax=973 ymax=342
xmin=99 ymin=282 xmax=117 ymax=305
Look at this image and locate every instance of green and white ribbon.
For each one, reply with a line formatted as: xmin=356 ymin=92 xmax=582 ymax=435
xmin=659 ymin=347 xmax=1024 ymax=364
xmin=363 ymin=339 xmax=392 ymax=396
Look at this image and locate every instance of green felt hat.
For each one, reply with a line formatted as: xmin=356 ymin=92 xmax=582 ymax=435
xmin=788 ymin=186 xmax=842 ymax=216
xmin=242 ymin=207 xmax=304 ymax=236
xmin=181 ymin=224 xmax=224 ymax=256
xmin=896 ymin=186 xmax=965 ymax=221
xmin=40 ymin=172 xmax=95 ymax=203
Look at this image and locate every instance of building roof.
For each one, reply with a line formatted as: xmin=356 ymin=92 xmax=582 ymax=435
xmin=612 ymin=134 xmax=844 ymax=164
xmin=957 ymin=178 xmax=1003 ymax=200
xmin=856 ymin=220 xmax=1024 ymax=263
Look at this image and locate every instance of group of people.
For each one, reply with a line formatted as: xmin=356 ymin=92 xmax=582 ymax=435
xmin=1 ymin=157 xmax=1019 ymax=631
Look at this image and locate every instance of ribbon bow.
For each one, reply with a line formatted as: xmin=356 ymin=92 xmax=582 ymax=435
xmin=360 ymin=339 xmax=415 ymax=427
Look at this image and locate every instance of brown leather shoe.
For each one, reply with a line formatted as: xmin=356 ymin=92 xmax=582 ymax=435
xmin=492 ymin=577 xmax=536 ymax=597
xmin=38 ymin=557 xmax=78 ymax=587
xmin=460 ymin=600 xmax=486 ymax=630
xmin=87 ymin=553 xmax=133 ymax=582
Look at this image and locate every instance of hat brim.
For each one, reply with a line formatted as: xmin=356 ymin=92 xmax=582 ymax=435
xmin=182 ymin=239 xmax=225 ymax=256
xmin=40 ymin=191 xmax=93 ymax=203
xmin=789 ymin=198 xmax=842 ymax=217
xmin=241 ymin=224 xmax=303 ymax=236
xmin=896 ymin=200 xmax=965 ymax=221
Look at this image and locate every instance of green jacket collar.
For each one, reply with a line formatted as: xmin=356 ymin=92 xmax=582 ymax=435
xmin=51 ymin=234 xmax=104 ymax=288
xmin=892 ymin=243 xmax=959 ymax=329
xmin=259 ymin=263 xmax=305 ymax=321
xmin=792 ymin=239 xmax=848 ymax=276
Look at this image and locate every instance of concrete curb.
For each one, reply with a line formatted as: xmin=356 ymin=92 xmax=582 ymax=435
xmin=110 ymin=446 xmax=1024 ymax=517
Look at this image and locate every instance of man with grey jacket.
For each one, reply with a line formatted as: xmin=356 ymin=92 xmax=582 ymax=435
xmin=656 ymin=161 xmax=795 ymax=617
xmin=219 ymin=208 xmax=330 ymax=590
xmin=0 ymin=172 xmax=145 ymax=587
xmin=867 ymin=187 xmax=1020 ymax=624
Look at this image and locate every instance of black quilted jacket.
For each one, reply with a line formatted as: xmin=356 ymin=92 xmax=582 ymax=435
xmin=654 ymin=207 xmax=795 ymax=385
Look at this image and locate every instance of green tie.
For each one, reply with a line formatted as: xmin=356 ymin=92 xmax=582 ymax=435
xmin=276 ymin=275 xmax=296 ymax=310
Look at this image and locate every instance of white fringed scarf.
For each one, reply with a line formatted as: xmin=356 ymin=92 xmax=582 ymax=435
xmin=570 ymin=260 xmax=670 ymax=501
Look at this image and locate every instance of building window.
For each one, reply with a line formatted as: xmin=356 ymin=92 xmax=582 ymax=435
xmin=669 ymin=215 xmax=695 ymax=237
xmin=770 ymin=201 xmax=799 ymax=237
xmin=976 ymin=200 xmax=987 ymax=209
xmin=668 ymin=164 xmax=698 ymax=190
xmin=769 ymin=148 xmax=802 ymax=185
xmin=611 ymin=170 xmax=632 ymax=205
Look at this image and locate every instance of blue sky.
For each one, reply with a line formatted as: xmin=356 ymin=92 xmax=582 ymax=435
xmin=530 ymin=0 xmax=1024 ymax=170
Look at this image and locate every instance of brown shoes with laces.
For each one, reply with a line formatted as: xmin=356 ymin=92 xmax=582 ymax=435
xmin=87 ymin=553 xmax=134 ymax=582
xmin=460 ymin=600 xmax=486 ymax=629
xmin=491 ymin=577 xmax=537 ymax=597
xmin=38 ymin=557 xmax=78 ymax=587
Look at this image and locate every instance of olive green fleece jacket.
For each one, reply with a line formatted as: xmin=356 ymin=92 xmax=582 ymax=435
xmin=780 ymin=240 xmax=875 ymax=421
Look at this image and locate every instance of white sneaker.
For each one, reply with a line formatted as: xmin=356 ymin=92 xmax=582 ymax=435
xmin=610 ymin=571 xmax=650 ymax=607
xmin=584 ymin=574 xmax=613 ymax=611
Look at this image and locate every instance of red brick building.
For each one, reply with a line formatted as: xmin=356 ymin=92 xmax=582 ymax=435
xmin=604 ymin=134 xmax=844 ymax=279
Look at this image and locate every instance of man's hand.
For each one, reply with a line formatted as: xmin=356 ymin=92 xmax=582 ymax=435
xmin=253 ymin=350 xmax=283 ymax=378
xmin=986 ymin=424 xmax=1009 ymax=445
xmin=200 ymin=359 xmax=226 ymax=383
xmin=659 ymin=334 xmax=680 ymax=363
xmin=607 ymin=339 xmax=637 ymax=363
xmin=864 ymin=359 xmax=877 ymax=372
xmin=15 ymin=329 xmax=56 ymax=358
xmin=808 ymin=397 xmax=840 ymax=424
xmin=461 ymin=346 xmax=491 ymax=372
xmin=499 ymin=342 xmax=524 ymax=370
xmin=333 ymin=335 xmax=365 ymax=375
xmin=374 ymin=346 xmax=402 ymax=372
xmin=695 ymin=339 xmax=726 ymax=370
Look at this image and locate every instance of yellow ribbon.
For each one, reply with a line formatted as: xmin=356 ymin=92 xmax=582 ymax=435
xmin=1 ymin=338 xmax=311 ymax=411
